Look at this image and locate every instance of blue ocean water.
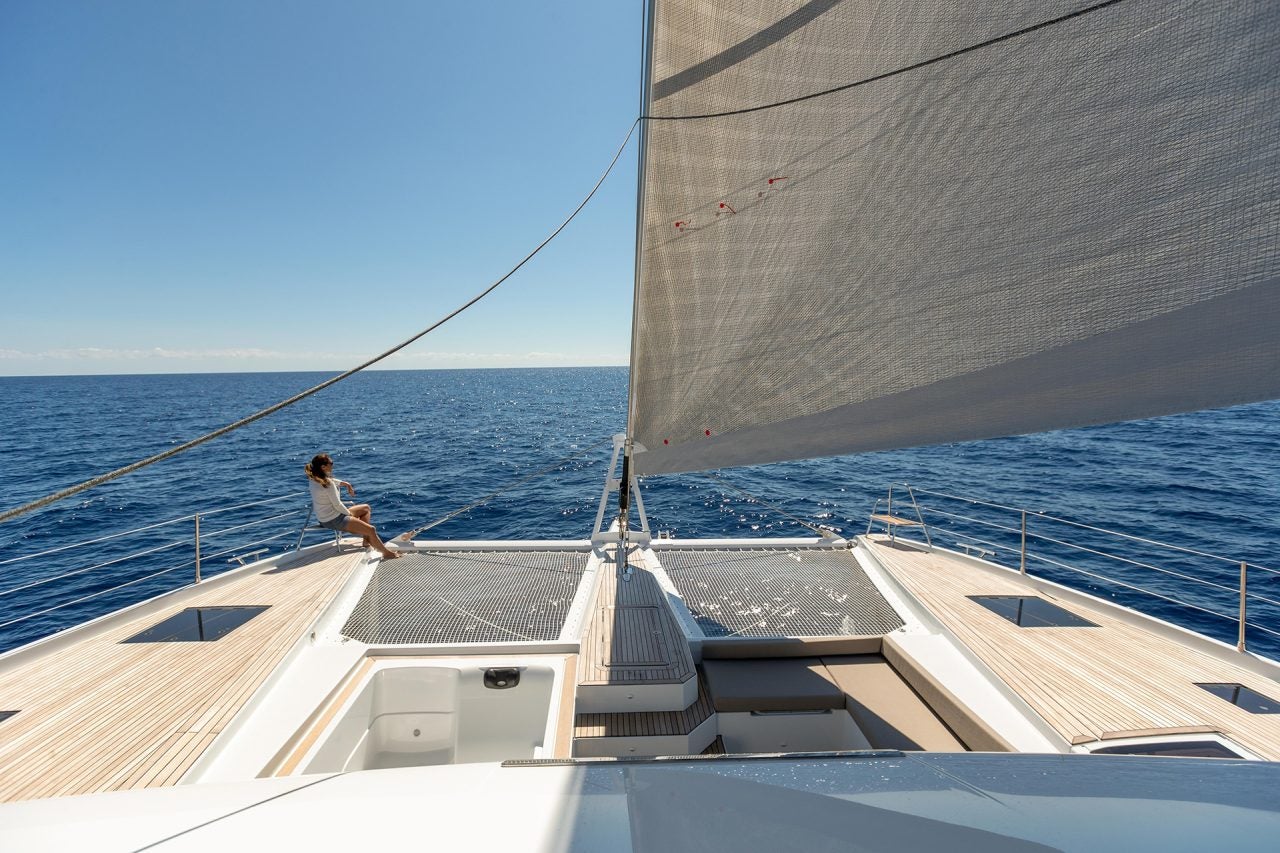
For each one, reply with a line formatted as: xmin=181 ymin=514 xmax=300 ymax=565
xmin=1 ymin=367 xmax=1277 ymax=659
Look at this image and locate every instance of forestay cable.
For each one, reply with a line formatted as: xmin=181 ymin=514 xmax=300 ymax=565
xmin=0 ymin=121 xmax=640 ymax=527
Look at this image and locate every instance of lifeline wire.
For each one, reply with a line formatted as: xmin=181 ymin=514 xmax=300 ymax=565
xmin=643 ymin=0 xmax=1129 ymax=121
xmin=0 ymin=121 xmax=640 ymax=527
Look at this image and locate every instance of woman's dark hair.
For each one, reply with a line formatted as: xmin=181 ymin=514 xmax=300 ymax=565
xmin=305 ymin=453 xmax=333 ymax=486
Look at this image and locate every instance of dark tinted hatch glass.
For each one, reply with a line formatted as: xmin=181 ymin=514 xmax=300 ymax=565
xmin=969 ymin=596 xmax=1098 ymax=628
xmin=122 ymin=606 xmax=269 ymax=643
xmin=1092 ymin=740 xmax=1243 ymax=758
xmin=1197 ymin=683 xmax=1280 ymax=714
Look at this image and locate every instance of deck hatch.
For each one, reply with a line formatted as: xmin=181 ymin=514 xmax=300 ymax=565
xmin=657 ymin=548 xmax=903 ymax=638
xmin=1089 ymin=740 xmax=1245 ymax=759
xmin=968 ymin=596 xmax=1098 ymax=628
xmin=122 ymin=606 xmax=269 ymax=643
xmin=1197 ymin=683 xmax=1280 ymax=714
xmin=603 ymin=607 xmax=669 ymax=666
xmin=342 ymin=550 xmax=589 ymax=645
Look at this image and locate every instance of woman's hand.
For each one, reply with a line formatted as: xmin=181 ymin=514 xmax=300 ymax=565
xmin=341 ymin=481 xmax=356 ymax=497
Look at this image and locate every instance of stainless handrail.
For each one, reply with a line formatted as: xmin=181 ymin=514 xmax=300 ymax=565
xmin=0 ymin=492 xmax=323 ymax=643
xmin=874 ymin=483 xmax=1276 ymax=654
xmin=201 ymin=508 xmax=307 ymax=540
xmin=917 ymin=504 xmax=1242 ymax=596
xmin=0 ymin=538 xmax=190 ymax=598
xmin=867 ymin=487 xmax=931 ymax=546
xmin=1026 ymin=550 xmax=1238 ymax=623
xmin=902 ymin=483 xmax=1278 ymax=573
xmin=0 ymin=492 xmax=307 ymax=569
xmin=0 ymin=562 xmax=194 ymax=630
xmin=195 ymin=492 xmax=308 ymax=518
xmin=0 ymin=516 xmax=203 ymax=567
xmin=200 ymin=529 xmax=299 ymax=562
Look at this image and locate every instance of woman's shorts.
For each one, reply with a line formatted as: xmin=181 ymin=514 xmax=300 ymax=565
xmin=318 ymin=513 xmax=349 ymax=532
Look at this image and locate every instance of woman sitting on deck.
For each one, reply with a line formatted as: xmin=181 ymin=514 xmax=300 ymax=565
xmin=304 ymin=453 xmax=398 ymax=560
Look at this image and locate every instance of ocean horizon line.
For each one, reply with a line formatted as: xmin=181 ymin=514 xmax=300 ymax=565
xmin=0 ymin=363 xmax=631 ymax=381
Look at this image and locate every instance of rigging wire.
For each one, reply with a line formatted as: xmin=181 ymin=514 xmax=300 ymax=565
xmin=2 ymin=0 xmax=1136 ymax=528
xmin=396 ymin=436 xmax=613 ymax=540
xmin=699 ymin=472 xmax=838 ymax=539
xmin=0 ymin=121 xmax=640 ymax=527
xmin=643 ymin=0 xmax=1128 ymax=121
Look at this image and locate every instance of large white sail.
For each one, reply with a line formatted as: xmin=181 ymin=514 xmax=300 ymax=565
xmin=628 ymin=0 xmax=1280 ymax=475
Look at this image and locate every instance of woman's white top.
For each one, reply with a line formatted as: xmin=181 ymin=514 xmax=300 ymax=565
xmin=309 ymin=477 xmax=348 ymax=523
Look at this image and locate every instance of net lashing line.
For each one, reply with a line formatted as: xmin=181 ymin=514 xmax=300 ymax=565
xmin=699 ymin=472 xmax=838 ymax=539
xmin=2 ymin=0 xmax=1132 ymax=528
xmin=396 ymin=436 xmax=613 ymax=540
xmin=0 ymin=122 xmax=640 ymax=528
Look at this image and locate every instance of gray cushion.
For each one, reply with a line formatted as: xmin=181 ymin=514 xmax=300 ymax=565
xmin=881 ymin=634 xmax=1013 ymax=752
xmin=701 ymin=658 xmax=844 ymax=712
xmin=701 ymin=635 xmax=883 ymax=659
xmin=822 ymin=655 xmax=965 ymax=751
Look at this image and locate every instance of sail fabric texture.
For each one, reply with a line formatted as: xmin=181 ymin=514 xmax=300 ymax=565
xmin=628 ymin=0 xmax=1280 ymax=475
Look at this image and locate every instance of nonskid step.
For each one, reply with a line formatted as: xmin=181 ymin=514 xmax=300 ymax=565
xmin=574 ymin=674 xmax=698 ymax=713
xmin=574 ymin=679 xmax=715 ymax=755
xmin=572 ymin=721 xmax=718 ymax=759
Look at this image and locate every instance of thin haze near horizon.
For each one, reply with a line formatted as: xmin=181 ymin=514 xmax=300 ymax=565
xmin=2 ymin=1 xmax=643 ymax=376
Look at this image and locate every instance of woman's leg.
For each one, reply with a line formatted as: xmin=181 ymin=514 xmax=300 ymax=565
xmin=344 ymin=516 xmax=398 ymax=559
xmin=347 ymin=505 xmax=372 ymax=546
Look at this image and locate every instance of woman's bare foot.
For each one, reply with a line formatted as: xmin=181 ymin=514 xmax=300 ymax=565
xmin=380 ymin=550 xmax=400 ymax=560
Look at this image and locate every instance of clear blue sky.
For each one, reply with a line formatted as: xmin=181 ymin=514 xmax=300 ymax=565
xmin=1 ymin=1 xmax=643 ymax=376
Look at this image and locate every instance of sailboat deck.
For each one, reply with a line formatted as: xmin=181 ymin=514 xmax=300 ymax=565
xmin=0 ymin=547 xmax=364 ymax=803
xmin=868 ymin=538 xmax=1280 ymax=760
xmin=575 ymin=678 xmax=714 ymax=739
xmin=579 ymin=559 xmax=694 ymax=687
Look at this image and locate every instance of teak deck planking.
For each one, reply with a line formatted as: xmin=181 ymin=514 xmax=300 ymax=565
xmin=0 ymin=547 xmax=364 ymax=802
xmin=577 ymin=557 xmax=695 ymax=688
xmin=869 ymin=538 xmax=1280 ymax=760
xmin=575 ymin=677 xmax=713 ymax=739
